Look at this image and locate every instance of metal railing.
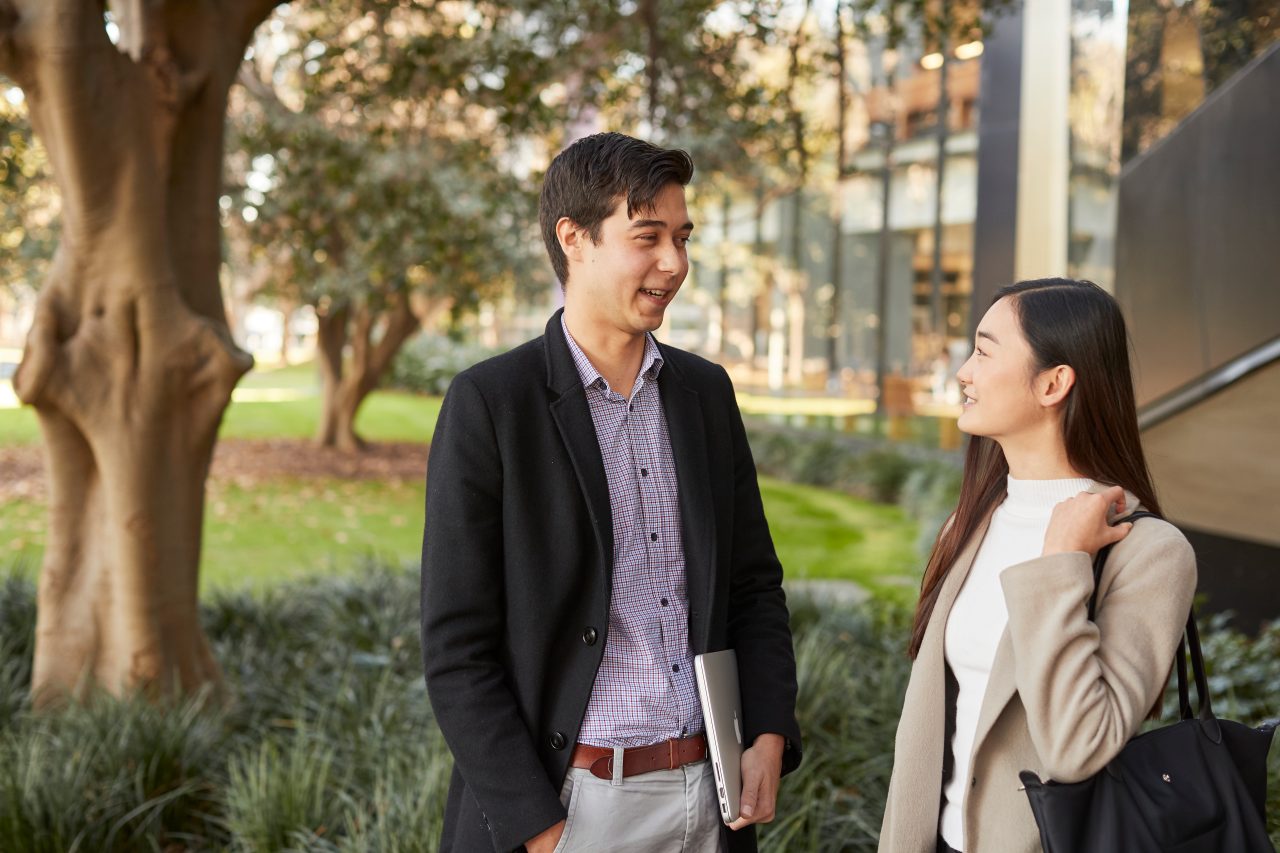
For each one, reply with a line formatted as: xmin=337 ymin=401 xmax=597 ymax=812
xmin=1138 ymin=334 xmax=1280 ymax=430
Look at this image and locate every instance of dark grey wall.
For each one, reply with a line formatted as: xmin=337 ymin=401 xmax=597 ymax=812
xmin=969 ymin=5 xmax=1024 ymax=327
xmin=1116 ymin=44 xmax=1280 ymax=405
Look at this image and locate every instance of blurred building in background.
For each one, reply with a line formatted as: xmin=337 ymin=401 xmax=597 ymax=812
xmin=968 ymin=0 xmax=1279 ymax=628
xmin=651 ymin=0 xmax=1280 ymax=624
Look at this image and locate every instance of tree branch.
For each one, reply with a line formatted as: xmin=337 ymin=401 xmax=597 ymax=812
xmin=230 ymin=0 xmax=289 ymax=55
xmin=367 ymin=295 xmax=420 ymax=381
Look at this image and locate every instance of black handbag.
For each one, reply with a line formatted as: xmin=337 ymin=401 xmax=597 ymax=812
xmin=1018 ymin=511 xmax=1278 ymax=852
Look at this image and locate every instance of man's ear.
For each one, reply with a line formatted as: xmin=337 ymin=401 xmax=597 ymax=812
xmin=556 ymin=217 xmax=586 ymax=263
xmin=1037 ymin=364 xmax=1076 ymax=409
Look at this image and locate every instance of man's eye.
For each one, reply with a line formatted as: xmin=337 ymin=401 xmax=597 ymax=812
xmin=676 ymin=236 xmax=690 ymax=247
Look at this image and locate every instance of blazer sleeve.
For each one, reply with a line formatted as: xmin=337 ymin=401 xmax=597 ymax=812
xmin=999 ymin=523 xmax=1197 ymax=783
xmin=420 ymin=372 xmax=565 ymax=851
xmin=719 ymin=366 xmax=804 ymax=774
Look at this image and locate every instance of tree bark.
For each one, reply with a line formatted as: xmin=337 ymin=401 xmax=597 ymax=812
xmin=1 ymin=0 xmax=280 ymax=705
xmin=315 ymin=294 xmax=420 ymax=453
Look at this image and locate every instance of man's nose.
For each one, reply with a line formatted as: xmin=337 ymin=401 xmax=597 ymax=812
xmin=657 ymin=241 xmax=683 ymax=275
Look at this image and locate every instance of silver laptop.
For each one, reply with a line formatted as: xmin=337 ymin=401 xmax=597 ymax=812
xmin=694 ymin=649 xmax=745 ymax=824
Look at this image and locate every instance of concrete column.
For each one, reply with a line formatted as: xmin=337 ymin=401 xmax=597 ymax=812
xmin=1014 ymin=0 xmax=1071 ymax=280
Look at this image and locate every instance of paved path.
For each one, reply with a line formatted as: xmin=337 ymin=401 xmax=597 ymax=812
xmin=785 ymin=577 xmax=871 ymax=607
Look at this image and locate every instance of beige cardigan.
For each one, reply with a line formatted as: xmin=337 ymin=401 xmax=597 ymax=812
xmin=878 ymin=492 xmax=1198 ymax=853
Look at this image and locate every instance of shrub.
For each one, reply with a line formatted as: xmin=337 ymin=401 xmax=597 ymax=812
xmin=0 ymin=565 xmax=1275 ymax=851
xmin=385 ymin=335 xmax=497 ymax=396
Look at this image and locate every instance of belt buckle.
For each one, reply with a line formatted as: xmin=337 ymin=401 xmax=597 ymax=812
xmin=668 ymin=737 xmax=677 ymax=769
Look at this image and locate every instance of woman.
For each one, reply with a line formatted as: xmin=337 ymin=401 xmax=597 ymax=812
xmin=878 ymin=278 xmax=1197 ymax=853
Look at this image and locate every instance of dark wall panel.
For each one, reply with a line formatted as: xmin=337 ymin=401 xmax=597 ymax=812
xmin=1193 ymin=51 xmax=1280 ymax=367
xmin=1117 ymin=44 xmax=1280 ymax=404
xmin=970 ymin=5 xmax=1023 ymax=324
xmin=1115 ymin=146 xmax=1205 ymax=402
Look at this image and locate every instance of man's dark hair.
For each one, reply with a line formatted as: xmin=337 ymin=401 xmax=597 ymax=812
xmin=539 ymin=132 xmax=694 ymax=286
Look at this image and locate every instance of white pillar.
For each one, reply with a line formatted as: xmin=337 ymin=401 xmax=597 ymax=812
xmin=1014 ymin=0 xmax=1071 ymax=280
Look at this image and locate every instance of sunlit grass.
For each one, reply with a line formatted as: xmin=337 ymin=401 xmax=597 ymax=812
xmin=2 ymin=360 xmax=918 ymax=598
xmin=0 ymin=473 xmax=916 ymax=598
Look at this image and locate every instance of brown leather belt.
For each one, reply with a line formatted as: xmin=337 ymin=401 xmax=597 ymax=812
xmin=570 ymin=734 xmax=708 ymax=781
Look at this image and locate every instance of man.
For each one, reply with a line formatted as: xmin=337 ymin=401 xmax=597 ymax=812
xmin=421 ymin=132 xmax=801 ymax=853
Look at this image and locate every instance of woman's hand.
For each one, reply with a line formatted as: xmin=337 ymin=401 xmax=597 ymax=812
xmin=1042 ymin=486 xmax=1132 ymax=558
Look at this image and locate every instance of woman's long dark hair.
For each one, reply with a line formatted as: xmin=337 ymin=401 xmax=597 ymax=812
xmin=908 ymin=278 xmax=1163 ymax=659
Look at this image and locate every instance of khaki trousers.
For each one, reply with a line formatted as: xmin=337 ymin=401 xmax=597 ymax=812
xmin=552 ymin=759 xmax=725 ymax=852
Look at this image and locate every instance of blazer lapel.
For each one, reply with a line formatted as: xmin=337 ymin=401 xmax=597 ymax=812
xmin=656 ymin=347 xmax=716 ymax=652
xmin=972 ymin=629 xmax=1016 ymax=759
xmin=544 ymin=312 xmax=614 ymax=578
xmin=904 ymin=512 xmax=992 ymax=850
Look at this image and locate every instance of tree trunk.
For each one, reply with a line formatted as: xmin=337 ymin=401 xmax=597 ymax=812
xmin=1 ymin=0 xmax=283 ymax=705
xmin=314 ymin=294 xmax=420 ymax=453
xmin=315 ymin=302 xmax=350 ymax=448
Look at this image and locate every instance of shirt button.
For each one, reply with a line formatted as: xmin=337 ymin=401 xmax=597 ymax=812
xmin=650 ymin=533 xmax=658 ymax=542
xmin=582 ymin=627 xmax=598 ymax=646
xmin=640 ymin=468 xmax=648 ymax=477
xmin=672 ymin=664 xmax=680 ymax=673
xmin=660 ymin=597 xmax=669 ymax=607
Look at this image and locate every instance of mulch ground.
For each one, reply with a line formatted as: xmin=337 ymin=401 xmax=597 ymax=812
xmin=0 ymin=438 xmax=429 ymax=502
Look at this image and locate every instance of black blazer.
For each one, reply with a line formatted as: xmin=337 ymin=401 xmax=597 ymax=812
xmin=421 ymin=311 xmax=802 ymax=853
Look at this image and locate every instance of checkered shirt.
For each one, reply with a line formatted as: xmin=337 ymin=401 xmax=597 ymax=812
xmin=561 ymin=317 xmax=703 ymax=747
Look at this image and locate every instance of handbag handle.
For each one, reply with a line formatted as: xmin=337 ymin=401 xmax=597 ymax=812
xmin=1089 ymin=510 xmax=1213 ymax=723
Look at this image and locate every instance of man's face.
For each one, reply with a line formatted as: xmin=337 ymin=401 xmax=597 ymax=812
xmin=562 ymin=182 xmax=693 ymax=339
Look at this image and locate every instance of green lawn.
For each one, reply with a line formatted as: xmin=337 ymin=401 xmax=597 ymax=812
xmin=2 ymin=361 xmax=920 ymax=597
xmin=761 ymin=478 xmax=920 ymax=603
xmin=0 ymin=404 xmax=38 ymax=445
xmin=0 ymin=370 xmax=444 ymax=446
xmin=201 ymin=477 xmax=425 ymax=591
xmin=1 ymin=471 xmax=919 ymax=598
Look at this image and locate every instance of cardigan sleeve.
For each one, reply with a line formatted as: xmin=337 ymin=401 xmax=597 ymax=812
xmin=999 ymin=522 xmax=1197 ymax=783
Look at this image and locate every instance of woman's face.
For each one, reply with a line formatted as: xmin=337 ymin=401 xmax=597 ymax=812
xmin=955 ymin=297 xmax=1050 ymax=440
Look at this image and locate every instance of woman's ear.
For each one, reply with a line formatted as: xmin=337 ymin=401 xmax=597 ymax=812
xmin=556 ymin=216 xmax=584 ymax=263
xmin=1037 ymin=364 xmax=1076 ymax=409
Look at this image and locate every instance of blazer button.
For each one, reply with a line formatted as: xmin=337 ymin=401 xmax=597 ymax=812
xmin=583 ymin=627 xmax=598 ymax=646
xmin=549 ymin=732 xmax=567 ymax=750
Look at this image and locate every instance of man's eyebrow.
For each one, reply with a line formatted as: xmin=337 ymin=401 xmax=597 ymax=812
xmin=628 ymin=219 xmax=695 ymax=232
xmin=977 ymin=330 xmax=1000 ymax=345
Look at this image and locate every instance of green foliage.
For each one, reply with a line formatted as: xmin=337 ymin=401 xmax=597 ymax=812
xmin=771 ymin=600 xmax=914 ymax=849
xmin=224 ymin=735 xmax=346 ymax=851
xmin=0 ymin=88 xmax=57 ymax=294
xmin=0 ymin=565 xmax=1275 ymax=851
xmin=385 ymin=334 xmax=497 ymax=396
xmin=0 ymin=692 xmax=228 ymax=852
xmin=1195 ymin=612 xmax=1280 ymax=723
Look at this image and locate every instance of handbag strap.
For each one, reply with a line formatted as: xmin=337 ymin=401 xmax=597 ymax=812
xmin=1089 ymin=510 xmax=1213 ymax=722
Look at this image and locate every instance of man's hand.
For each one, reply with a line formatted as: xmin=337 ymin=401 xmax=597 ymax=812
xmin=525 ymin=819 xmax=565 ymax=853
xmin=728 ymin=733 xmax=786 ymax=831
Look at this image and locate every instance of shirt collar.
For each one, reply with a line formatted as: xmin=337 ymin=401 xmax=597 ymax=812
xmin=560 ymin=315 xmax=664 ymax=392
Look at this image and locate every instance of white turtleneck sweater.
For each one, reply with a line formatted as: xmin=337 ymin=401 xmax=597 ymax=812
xmin=939 ymin=475 xmax=1097 ymax=851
